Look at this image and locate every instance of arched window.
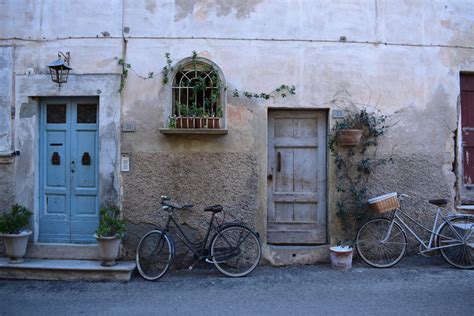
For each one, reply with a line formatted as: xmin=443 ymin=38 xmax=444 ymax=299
xmin=168 ymin=57 xmax=226 ymax=129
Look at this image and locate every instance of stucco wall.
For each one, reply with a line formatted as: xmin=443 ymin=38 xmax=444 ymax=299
xmin=1 ymin=0 xmax=474 ymax=264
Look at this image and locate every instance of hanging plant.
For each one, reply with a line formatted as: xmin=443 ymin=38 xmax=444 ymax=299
xmin=329 ymin=108 xmax=391 ymax=239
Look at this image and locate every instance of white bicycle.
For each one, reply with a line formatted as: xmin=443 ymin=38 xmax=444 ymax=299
xmin=356 ymin=193 xmax=474 ymax=269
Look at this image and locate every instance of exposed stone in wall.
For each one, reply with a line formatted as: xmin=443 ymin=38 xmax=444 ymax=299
xmin=122 ymin=152 xmax=259 ymax=260
xmin=174 ymin=0 xmax=263 ymax=21
xmin=0 ymin=164 xmax=15 ymax=212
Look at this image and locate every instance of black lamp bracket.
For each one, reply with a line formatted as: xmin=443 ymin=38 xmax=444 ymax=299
xmin=58 ymin=51 xmax=70 ymax=65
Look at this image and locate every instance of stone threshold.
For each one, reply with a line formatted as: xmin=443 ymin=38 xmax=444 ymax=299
xmin=26 ymin=243 xmax=99 ymax=260
xmin=0 ymin=258 xmax=136 ymax=281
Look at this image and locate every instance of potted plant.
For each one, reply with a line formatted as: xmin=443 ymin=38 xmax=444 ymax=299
xmin=207 ymin=106 xmax=223 ymax=129
xmin=94 ymin=206 xmax=126 ymax=266
xmin=329 ymin=241 xmax=353 ymax=270
xmin=0 ymin=204 xmax=32 ymax=263
xmin=333 ymin=111 xmax=365 ymax=146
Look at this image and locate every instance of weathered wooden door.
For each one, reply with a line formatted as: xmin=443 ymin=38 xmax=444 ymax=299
xmin=39 ymin=98 xmax=99 ymax=243
xmin=461 ymin=73 xmax=474 ymax=203
xmin=267 ymin=110 xmax=327 ymax=244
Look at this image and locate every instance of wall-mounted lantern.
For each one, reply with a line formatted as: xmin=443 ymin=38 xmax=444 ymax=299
xmin=47 ymin=52 xmax=72 ymax=88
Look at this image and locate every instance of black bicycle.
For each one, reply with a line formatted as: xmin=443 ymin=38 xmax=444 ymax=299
xmin=136 ymin=196 xmax=262 ymax=280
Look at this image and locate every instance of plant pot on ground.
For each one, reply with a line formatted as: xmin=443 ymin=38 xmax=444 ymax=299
xmin=0 ymin=204 xmax=32 ymax=263
xmin=329 ymin=245 xmax=353 ymax=270
xmin=94 ymin=206 xmax=126 ymax=266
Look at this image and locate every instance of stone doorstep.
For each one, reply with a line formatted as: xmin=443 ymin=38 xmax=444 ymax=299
xmin=0 ymin=258 xmax=136 ymax=282
xmin=25 ymin=243 xmax=99 ymax=260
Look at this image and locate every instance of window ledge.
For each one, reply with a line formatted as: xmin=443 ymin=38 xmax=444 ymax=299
xmin=159 ymin=128 xmax=228 ymax=135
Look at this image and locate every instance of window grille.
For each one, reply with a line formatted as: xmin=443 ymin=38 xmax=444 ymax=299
xmin=171 ymin=61 xmax=223 ymax=128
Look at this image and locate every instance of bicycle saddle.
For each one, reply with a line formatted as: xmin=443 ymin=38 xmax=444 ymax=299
xmin=204 ymin=205 xmax=223 ymax=213
xmin=429 ymin=199 xmax=448 ymax=207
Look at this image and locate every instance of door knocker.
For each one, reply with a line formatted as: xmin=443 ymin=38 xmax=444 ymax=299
xmin=51 ymin=152 xmax=61 ymax=165
xmin=81 ymin=152 xmax=91 ymax=165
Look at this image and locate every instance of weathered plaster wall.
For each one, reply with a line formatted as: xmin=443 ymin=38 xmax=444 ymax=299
xmin=121 ymin=152 xmax=258 ymax=261
xmin=1 ymin=0 xmax=474 ymax=264
xmin=0 ymin=47 xmax=15 ymax=212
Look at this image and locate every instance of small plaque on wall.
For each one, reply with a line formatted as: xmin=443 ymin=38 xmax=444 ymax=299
xmin=122 ymin=121 xmax=136 ymax=132
xmin=121 ymin=154 xmax=130 ymax=172
xmin=332 ymin=110 xmax=345 ymax=119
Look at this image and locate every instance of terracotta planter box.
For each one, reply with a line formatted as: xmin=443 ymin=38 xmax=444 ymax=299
xmin=337 ymin=129 xmax=363 ymax=146
xmin=176 ymin=117 xmax=194 ymax=128
xmin=207 ymin=117 xmax=220 ymax=129
xmin=194 ymin=117 xmax=205 ymax=128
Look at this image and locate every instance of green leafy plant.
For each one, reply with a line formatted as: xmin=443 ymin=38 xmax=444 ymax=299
xmin=95 ymin=207 xmax=126 ymax=238
xmin=0 ymin=204 xmax=32 ymax=234
xmin=161 ymin=52 xmax=173 ymax=85
xmin=329 ymin=108 xmax=390 ymax=239
xmin=168 ymin=116 xmax=177 ymax=128
xmin=118 ymin=58 xmax=131 ymax=93
xmin=232 ymin=84 xmax=296 ymax=100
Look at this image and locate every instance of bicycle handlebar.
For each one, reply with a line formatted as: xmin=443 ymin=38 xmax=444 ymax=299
xmin=160 ymin=196 xmax=193 ymax=210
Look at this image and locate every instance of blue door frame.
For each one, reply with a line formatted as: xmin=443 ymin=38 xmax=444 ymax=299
xmin=39 ymin=97 xmax=99 ymax=243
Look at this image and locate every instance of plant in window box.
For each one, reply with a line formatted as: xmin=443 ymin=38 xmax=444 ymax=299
xmin=0 ymin=204 xmax=32 ymax=263
xmin=207 ymin=106 xmax=223 ymax=129
xmin=192 ymin=106 xmax=206 ymax=128
xmin=94 ymin=206 xmax=126 ymax=266
xmin=168 ymin=115 xmax=177 ymax=128
xmin=175 ymin=103 xmax=190 ymax=129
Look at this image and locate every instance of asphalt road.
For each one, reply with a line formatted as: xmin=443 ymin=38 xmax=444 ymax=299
xmin=0 ymin=256 xmax=473 ymax=316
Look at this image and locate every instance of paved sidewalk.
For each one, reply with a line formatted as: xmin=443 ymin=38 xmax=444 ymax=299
xmin=0 ymin=255 xmax=473 ymax=315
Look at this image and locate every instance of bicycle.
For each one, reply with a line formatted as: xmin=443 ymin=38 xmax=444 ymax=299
xmin=356 ymin=192 xmax=474 ymax=269
xmin=136 ymin=196 xmax=262 ymax=280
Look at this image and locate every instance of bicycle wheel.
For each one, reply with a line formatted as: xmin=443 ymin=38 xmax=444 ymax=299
xmin=136 ymin=230 xmax=174 ymax=280
xmin=210 ymin=225 xmax=261 ymax=277
xmin=436 ymin=216 xmax=474 ymax=269
xmin=356 ymin=218 xmax=407 ymax=268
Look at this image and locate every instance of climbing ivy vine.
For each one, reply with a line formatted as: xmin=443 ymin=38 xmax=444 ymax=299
xmin=329 ymin=107 xmax=390 ymax=239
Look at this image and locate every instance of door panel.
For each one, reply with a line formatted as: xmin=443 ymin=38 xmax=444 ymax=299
xmin=40 ymin=98 xmax=99 ymax=243
xmin=460 ymin=74 xmax=474 ymax=203
xmin=267 ymin=110 xmax=327 ymax=245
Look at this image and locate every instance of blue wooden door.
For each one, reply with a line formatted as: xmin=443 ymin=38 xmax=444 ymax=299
xmin=39 ymin=98 xmax=99 ymax=243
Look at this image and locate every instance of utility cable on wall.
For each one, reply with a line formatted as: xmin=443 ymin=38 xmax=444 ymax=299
xmin=1 ymin=36 xmax=473 ymax=50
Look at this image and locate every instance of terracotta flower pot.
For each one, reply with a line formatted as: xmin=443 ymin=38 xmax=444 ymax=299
xmin=1 ymin=230 xmax=32 ymax=263
xmin=194 ymin=117 xmax=205 ymax=128
xmin=94 ymin=234 xmax=121 ymax=266
xmin=208 ymin=117 xmax=220 ymax=129
xmin=337 ymin=129 xmax=363 ymax=146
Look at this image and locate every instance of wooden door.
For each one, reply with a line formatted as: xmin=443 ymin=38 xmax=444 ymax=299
xmin=267 ymin=110 xmax=327 ymax=244
xmin=39 ymin=98 xmax=99 ymax=243
xmin=461 ymin=74 xmax=474 ymax=203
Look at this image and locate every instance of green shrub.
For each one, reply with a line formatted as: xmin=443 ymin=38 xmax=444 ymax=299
xmin=0 ymin=204 xmax=32 ymax=234
xmin=96 ymin=207 xmax=126 ymax=238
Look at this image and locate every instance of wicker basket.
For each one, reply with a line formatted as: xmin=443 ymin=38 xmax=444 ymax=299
xmin=368 ymin=192 xmax=400 ymax=213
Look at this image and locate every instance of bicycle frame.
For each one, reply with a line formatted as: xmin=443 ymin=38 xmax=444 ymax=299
xmin=383 ymin=207 xmax=466 ymax=253
xmin=160 ymin=208 xmax=221 ymax=260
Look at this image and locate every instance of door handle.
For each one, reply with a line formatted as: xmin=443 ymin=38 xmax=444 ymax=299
xmin=71 ymin=160 xmax=76 ymax=173
xmin=277 ymin=152 xmax=281 ymax=172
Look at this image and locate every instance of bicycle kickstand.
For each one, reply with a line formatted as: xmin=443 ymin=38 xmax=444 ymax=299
xmin=188 ymin=257 xmax=201 ymax=270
